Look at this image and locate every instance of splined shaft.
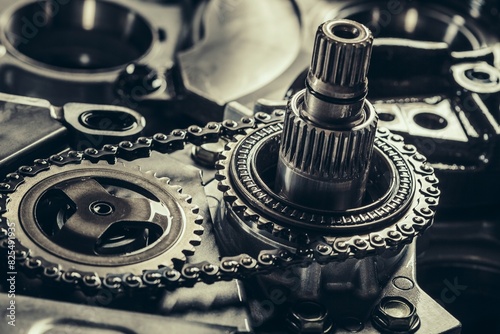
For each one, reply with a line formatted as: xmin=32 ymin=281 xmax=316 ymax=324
xmin=275 ymin=19 xmax=378 ymax=211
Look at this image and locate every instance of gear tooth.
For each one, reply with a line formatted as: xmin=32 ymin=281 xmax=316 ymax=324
xmin=214 ymin=171 xmax=226 ymax=181
xmin=171 ymin=254 xmax=187 ymax=264
xmin=223 ymin=193 xmax=237 ymax=203
xmin=215 ymin=162 xmax=226 ymax=170
xmin=194 ymin=224 xmax=204 ymax=235
xmin=218 ymin=183 xmax=230 ymax=192
xmin=256 ymin=220 xmax=273 ymax=231
xmin=242 ymin=207 xmax=259 ymax=220
xmin=308 ymin=19 xmax=373 ymax=96
xmin=280 ymin=105 xmax=377 ymax=180
xmin=169 ymin=185 xmax=182 ymax=193
xmin=159 ymin=176 xmax=171 ymax=184
xmin=182 ymin=194 xmax=193 ymax=204
xmin=3 ymin=152 xmax=207 ymax=285
xmin=232 ymin=199 xmax=247 ymax=211
xmin=191 ymin=206 xmax=200 ymax=215
xmin=271 ymin=224 xmax=285 ymax=236
xmin=184 ymin=246 xmax=196 ymax=255
xmin=189 ymin=235 xmax=201 ymax=246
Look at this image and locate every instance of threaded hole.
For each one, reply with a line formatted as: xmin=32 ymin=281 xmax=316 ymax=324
xmin=331 ymin=24 xmax=360 ymax=39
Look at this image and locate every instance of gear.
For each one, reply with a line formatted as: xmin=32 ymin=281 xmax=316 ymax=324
xmin=0 ymin=110 xmax=438 ymax=291
xmin=214 ymin=19 xmax=439 ymax=260
xmin=216 ymin=111 xmax=440 ymax=259
xmin=1 ymin=158 xmax=202 ymax=289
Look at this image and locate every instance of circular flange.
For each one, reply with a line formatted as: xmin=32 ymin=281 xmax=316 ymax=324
xmin=4 ymin=160 xmax=203 ymax=279
xmin=216 ymin=121 xmax=440 ymax=257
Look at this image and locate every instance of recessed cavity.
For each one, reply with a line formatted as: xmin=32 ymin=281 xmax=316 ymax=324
xmin=331 ymin=24 xmax=361 ymax=39
xmin=379 ymin=112 xmax=396 ymax=122
xmin=90 ymin=201 xmax=114 ymax=216
xmin=413 ymin=112 xmax=448 ymax=130
xmin=79 ymin=110 xmax=138 ymax=132
xmin=4 ymin=0 xmax=154 ymax=70
xmin=465 ymin=69 xmax=497 ymax=84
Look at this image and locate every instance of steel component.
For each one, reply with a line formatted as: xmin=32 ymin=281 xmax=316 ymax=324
xmin=304 ymin=19 xmax=373 ymax=122
xmin=215 ymin=111 xmax=438 ymax=259
xmin=0 ymin=294 xmax=241 ymax=334
xmin=275 ymin=19 xmax=378 ymax=211
xmin=372 ymin=296 xmax=420 ymax=333
xmin=62 ymin=102 xmax=146 ymax=150
xmin=0 ymin=0 xmax=180 ymax=105
xmin=0 ymin=112 xmax=435 ymax=290
xmin=0 ymin=1 xmax=497 ymax=332
xmin=2 ymin=159 xmax=203 ymax=281
xmin=0 ymin=109 xmax=459 ymax=333
xmin=0 ymin=93 xmax=66 ymax=176
xmin=287 ymin=301 xmax=333 ymax=334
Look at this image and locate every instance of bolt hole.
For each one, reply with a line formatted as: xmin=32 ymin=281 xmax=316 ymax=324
xmin=79 ymin=110 xmax=138 ymax=132
xmin=90 ymin=202 xmax=114 ymax=216
xmin=293 ymin=301 xmax=326 ymax=321
xmin=465 ymin=69 xmax=494 ymax=84
xmin=379 ymin=112 xmax=396 ymax=122
xmin=413 ymin=112 xmax=448 ymax=130
xmin=331 ymin=24 xmax=360 ymax=39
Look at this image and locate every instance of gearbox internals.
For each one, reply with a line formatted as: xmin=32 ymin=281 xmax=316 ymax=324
xmin=0 ymin=1 xmax=499 ymax=334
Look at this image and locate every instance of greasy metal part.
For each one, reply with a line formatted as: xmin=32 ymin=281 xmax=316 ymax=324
xmin=0 ymin=93 xmax=66 ymax=176
xmin=275 ymin=19 xmax=378 ymax=211
xmin=304 ymin=19 xmax=373 ymax=122
xmin=191 ymin=140 xmax=227 ymax=168
xmin=62 ymin=102 xmax=146 ymax=150
xmin=0 ymin=2 xmax=497 ymax=333
xmin=285 ymin=33 xmax=500 ymax=210
xmin=0 ymin=111 xmax=437 ymax=292
xmin=213 ymin=111 xmax=457 ymax=333
xmin=0 ymin=0 xmax=185 ymax=106
xmin=287 ymin=301 xmax=333 ymax=334
xmin=3 ymin=160 xmax=203 ymax=277
xmin=0 ymin=294 xmax=240 ymax=334
xmin=302 ymin=1 xmax=498 ymax=52
xmin=372 ymin=296 xmax=420 ymax=333
xmin=177 ymin=0 xmax=301 ymax=122
xmin=276 ymin=93 xmax=378 ymax=211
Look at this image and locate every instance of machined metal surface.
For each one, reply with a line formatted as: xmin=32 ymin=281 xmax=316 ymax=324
xmin=0 ymin=1 xmax=498 ymax=334
xmin=275 ymin=19 xmax=378 ymax=211
xmin=4 ymin=159 xmax=203 ymax=277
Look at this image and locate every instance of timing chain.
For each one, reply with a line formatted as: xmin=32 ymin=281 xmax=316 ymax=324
xmin=0 ymin=111 xmax=399 ymax=292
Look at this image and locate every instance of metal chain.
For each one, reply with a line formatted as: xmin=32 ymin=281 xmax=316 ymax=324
xmin=0 ymin=111 xmax=428 ymax=292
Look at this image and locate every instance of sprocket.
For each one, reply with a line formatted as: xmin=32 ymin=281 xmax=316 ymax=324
xmin=1 ymin=159 xmax=203 ymax=289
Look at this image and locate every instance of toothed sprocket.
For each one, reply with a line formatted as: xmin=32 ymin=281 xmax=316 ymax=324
xmin=2 ymin=159 xmax=203 ymax=288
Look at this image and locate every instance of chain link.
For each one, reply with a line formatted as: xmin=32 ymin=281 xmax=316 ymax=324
xmin=0 ymin=111 xmax=436 ymax=293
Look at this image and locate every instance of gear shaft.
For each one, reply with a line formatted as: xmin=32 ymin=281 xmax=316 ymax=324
xmin=275 ymin=19 xmax=378 ymax=211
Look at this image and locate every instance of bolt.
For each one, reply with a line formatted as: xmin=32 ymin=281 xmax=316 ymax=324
xmin=372 ymin=297 xmax=420 ymax=333
xmin=287 ymin=301 xmax=333 ymax=333
xmin=115 ymin=64 xmax=162 ymax=99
